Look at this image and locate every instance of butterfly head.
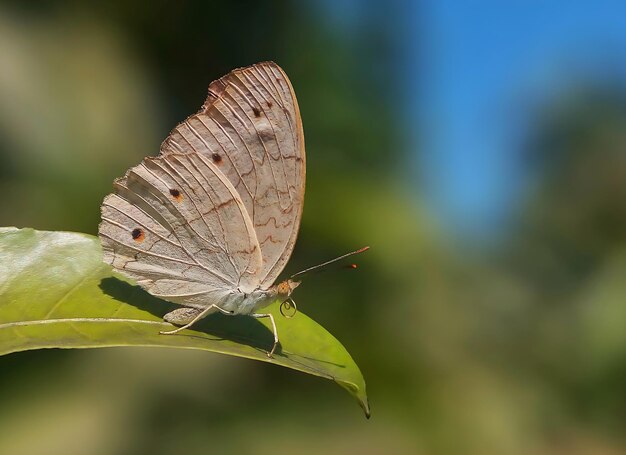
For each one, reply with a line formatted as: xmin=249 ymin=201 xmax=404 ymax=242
xmin=276 ymin=279 xmax=301 ymax=300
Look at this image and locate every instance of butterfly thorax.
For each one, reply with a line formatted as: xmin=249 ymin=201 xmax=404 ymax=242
xmin=217 ymin=289 xmax=272 ymax=315
xmin=223 ymin=279 xmax=300 ymax=316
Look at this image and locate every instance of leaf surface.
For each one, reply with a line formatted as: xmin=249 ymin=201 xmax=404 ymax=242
xmin=0 ymin=227 xmax=369 ymax=417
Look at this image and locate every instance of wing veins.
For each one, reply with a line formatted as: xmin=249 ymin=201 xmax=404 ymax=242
xmin=165 ymin=154 xmax=241 ymax=275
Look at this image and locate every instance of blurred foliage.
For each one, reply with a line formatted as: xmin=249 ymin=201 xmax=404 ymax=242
xmin=0 ymin=1 xmax=624 ymax=454
xmin=519 ymin=86 xmax=626 ymax=278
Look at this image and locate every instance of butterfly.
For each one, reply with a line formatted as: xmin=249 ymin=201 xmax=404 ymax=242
xmin=99 ymin=62 xmax=366 ymax=357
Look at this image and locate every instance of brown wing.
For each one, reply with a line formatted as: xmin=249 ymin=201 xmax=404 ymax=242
xmin=160 ymin=62 xmax=305 ymax=288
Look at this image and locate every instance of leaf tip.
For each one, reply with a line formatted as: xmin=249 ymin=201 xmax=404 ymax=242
xmin=337 ymin=379 xmax=370 ymax=419
xmin=362 ymin=397 xmax=371 ymax=419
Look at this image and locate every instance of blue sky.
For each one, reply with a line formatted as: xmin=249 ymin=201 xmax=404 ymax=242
xmin=418 ymin=0 xmax=626 ymax=238
xmin=320 ymin=0 xmax=626 ymax=238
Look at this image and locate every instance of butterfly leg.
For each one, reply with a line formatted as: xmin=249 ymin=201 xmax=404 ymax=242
xmin=160 ymin=304 xmax=233 ymax=335
xmin=251 ymin=313 xmax=279 ymax=358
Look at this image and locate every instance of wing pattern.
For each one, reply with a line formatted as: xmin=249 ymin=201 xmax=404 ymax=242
xmin=99 ymin=152 xmax=262 ymax=307
xmin=160 ymin=62 xmax=305 ymax=288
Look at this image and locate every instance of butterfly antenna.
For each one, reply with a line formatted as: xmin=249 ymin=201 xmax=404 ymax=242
xmin=290 ymin=246 xmax=370 ymax=279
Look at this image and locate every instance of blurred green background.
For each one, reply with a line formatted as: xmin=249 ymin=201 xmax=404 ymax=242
xmin=1 ymin=1 xmax=625 ymax=454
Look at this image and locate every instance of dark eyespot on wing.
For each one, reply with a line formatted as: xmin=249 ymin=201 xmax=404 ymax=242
xmin=131 ymin=228 xmax=145 ymax=242
xmin=169 ymin=188 xmax=183 ymax=201
xmin=252 ymin=106 xmax=261 ymax=117
xmin=212 ymin=152 xmax=222 ymax=163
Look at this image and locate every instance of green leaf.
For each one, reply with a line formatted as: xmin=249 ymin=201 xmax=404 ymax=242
xmin=0 ymin=227 xmax=369 ymax=417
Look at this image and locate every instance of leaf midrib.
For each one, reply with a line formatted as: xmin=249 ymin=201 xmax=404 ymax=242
xmin=0 ymin=316 xmax=343 ymax=380
xmin=0 ymin=317 xmax=168 ymax=330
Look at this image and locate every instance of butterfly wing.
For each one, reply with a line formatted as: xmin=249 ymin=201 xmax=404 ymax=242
xmin=160 ymin=62 xmax=305 ymax=288
xmin=99 ymin=152 xmax=262 ymax=308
